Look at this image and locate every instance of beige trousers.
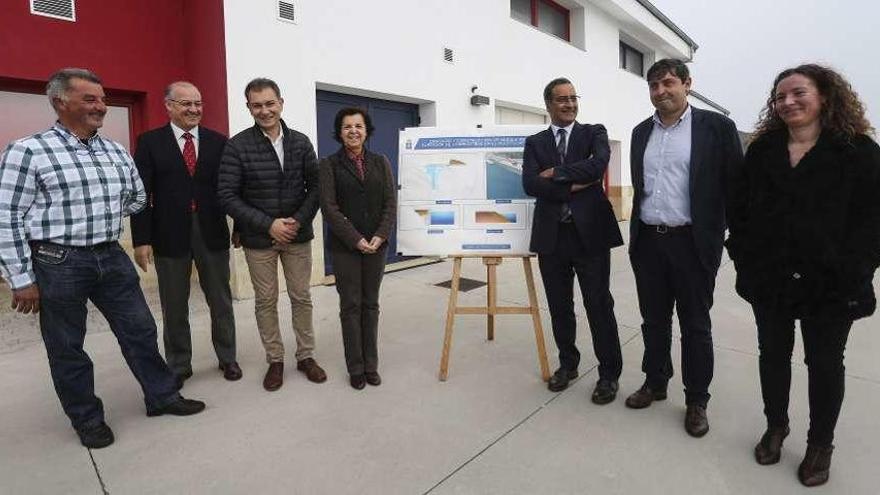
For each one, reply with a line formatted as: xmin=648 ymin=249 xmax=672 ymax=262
xmin=244 ymin=241 xmax=315 ymax=363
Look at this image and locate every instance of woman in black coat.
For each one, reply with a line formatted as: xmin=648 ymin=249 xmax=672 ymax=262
xmin=319 ymin=107 xmax=397 ymax=390
xmin=726 ymin=64 xmax=880 ymax=487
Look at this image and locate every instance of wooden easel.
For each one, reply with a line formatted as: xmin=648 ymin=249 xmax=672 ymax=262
xmin=438 ymin=255 xmax=551 ymax=382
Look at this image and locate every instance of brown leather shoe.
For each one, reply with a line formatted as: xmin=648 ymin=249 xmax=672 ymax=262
xmin=625 ymin=382 xmax=667 ymax=409
xmin=754 ymin=425 xmax=790 ymax=465
xmin=296 ymin=358 xmax=327 ymax=383
xmin=219 ymin=362 xmax=243 ymax=381
xmin=684 ymin=405 xmax=709 ymax=437
xmin=798 ymin=444 xmax=833 ymax=487
xmin=263 ymin=362 xmax=284 ymax=391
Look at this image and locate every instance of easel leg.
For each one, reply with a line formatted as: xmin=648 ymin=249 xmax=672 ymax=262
xmin=523 ymin=257 xmax=551 ymax=382
xmin=439 ymin=257 xmax=462 ymax=381
xmin=486 ymin=261 xmax=496 ymax=341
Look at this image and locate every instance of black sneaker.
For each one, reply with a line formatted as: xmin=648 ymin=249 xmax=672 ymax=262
xmin=77 ymin=422 xmax=114 ymax=449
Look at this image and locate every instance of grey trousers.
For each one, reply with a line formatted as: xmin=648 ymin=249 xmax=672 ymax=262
xmin=155 ymin=214 xmax=236 ymax=375
xmin=331 ymin=246 xmax=387 ymax=375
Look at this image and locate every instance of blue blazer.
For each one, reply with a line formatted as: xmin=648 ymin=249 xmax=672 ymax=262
xmin=629 ymin=107 xmax=743 ymax=273
xmin=523 ymin=122 xmax=623 ymax=255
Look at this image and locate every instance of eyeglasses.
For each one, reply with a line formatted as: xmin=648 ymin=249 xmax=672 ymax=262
xmin=552 ymin=95 xmax=580 ymax=104
xmin=168 ymin=99 xmax=203 ymax=109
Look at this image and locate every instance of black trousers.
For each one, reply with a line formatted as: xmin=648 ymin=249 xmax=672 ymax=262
xmin=154 ymin=214 xmax=236 ymax=375
xmin=753 ymin=305 xmax=852 ymax=447
xmin=331 ymin=246 xmax=387 ymax=376
xmin=537 ymin=222 xmax=622 ymax=381
xmin=631 ymin=224 xmax=715 ymax=406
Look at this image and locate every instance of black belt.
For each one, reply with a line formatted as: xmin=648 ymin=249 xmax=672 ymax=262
xmin=31 ymin=240 xmax=118 ymax=251
xmin=639 ymin=221 xmax=691 ymax=234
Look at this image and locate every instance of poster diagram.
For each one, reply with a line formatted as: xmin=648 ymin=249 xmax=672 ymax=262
xmin=399 ymin=154 xmax=484 ymax=201
xmin=397 ymin=126 xmax=544 ymax=256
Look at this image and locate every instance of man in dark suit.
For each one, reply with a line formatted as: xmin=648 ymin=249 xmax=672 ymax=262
xmin=130 ymin=81 xmax=241 ymax=387
xmin=625 ymin=59 xmax=743 ymax=437
xmin=523 ymin=77 xmax=624 ymax=403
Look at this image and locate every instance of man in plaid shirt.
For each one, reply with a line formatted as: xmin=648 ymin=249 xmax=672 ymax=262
xmin=0 ymin=68 xmax=206 ymax=449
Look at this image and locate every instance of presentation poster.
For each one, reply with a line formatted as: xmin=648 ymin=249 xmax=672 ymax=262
xmin=396 ymin=126 xmax=545 ymax=256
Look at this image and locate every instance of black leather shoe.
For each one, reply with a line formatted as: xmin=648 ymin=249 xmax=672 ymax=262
xmin=77 ymin=422 xmax=114 ymax=449
xmin=219 ymin=362 xmax=243 ymax=381
xmin=591 ymin=379 xmax=619 ymax=405
xmin=684 ymin=405 xmax=709 ymax=437
xmin=147 ymin=397 xmax=206 ymax=417
xmin=365 ymin=371 xmax=382 ymax=386
xmin=350 ymin=374 xmax=366 ymax=390
xmin=754 ymin=425 xmax=790 ymax=465
xmin=548 ymin=369 xmax=578 ymax=392
xmin=798 ymin=444 xmax=833 ymax=487
xmin=625 ymin=382 xmax=667 ymax=409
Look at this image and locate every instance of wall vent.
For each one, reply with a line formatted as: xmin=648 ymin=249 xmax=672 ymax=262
xmin=443 ymin=47 xmax=454 ymax=64
xmin=278 ymin=1 xmax=297 ymax=24
xmin=30 ymin=0 xmax=75 ymax=22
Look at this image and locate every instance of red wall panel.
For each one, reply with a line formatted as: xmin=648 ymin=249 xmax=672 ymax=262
xmin=0 ymin=0 xmax=228 ymax=137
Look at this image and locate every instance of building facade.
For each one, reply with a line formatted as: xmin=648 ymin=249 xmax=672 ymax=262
xmin=0 ymin=0 xmax=729 ymax=297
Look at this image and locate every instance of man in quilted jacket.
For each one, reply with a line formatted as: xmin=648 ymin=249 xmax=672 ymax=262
xmin=217 ymin=78 xmax=326 ymax=391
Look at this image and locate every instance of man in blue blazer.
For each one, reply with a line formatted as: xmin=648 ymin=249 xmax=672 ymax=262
xmin=523 ymin=78 xmax=624 ymax=403
xmin=130 ymin=82 xmax=241 ymax=387
xmin=624 ymin=59 xmax=743 ymax=437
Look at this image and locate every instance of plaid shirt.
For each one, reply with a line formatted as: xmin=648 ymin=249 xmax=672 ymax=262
xmin=0 ymin=123 xmax=146 ymax=289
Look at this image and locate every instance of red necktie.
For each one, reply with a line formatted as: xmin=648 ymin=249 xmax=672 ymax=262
xmin=183 ymin=132 xmax=197 ymax=211
xmin=183 ymin=132 xmax=197 ymax=176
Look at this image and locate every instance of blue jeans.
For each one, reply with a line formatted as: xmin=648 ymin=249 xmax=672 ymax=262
xmin=32 ymin=242 xmax=180 ymax=431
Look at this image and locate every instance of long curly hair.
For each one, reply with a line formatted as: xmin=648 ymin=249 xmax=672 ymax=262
xmin=753 ymin=64 xmax=874 ymax=142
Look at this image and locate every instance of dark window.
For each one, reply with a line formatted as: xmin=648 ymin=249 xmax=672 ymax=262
xmin=619 ymin=41 xmax=644 ymax=77
xmin=510 ymin=0 xmax=570 ymax=42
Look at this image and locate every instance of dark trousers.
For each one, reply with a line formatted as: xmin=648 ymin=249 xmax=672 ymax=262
xmin=331 ymin=246 xmax=387 ymax=375
xmin=753 ymin=305 xmax=852 ymax=447
xmin=537 ymin=222 xmax=622 ymax=381
xmin=32 ymin=242 xmax=180 ymax=431
xmin=154 ymin=214 xmax=236 ymax=375
xmin=631 ymin=224 xmax=716 ymax=405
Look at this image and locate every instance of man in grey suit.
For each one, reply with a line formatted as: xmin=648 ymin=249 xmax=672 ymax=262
xmin=625 ymin=59 xmax=743 ymax=437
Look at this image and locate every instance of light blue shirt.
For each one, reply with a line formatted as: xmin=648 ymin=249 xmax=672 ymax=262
xmin=640 ymin=105 xmax=692 ymax=226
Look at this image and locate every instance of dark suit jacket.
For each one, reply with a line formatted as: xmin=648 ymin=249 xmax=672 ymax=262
xmin=629 ymin=107 xmax=743 ymax=274
xmin=319 ymin=147 xmax=397 ymax=252
xmin=522 ymin=122 xmax=623 ymax=255
xmin=130 ymin=124 xmax=231 ymax=256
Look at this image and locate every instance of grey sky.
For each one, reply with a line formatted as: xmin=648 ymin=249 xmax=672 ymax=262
xmin=650 ymin=0 xmax=879 ymax=132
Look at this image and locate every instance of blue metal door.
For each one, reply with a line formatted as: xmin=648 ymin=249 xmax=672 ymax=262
xmin=315 ymin=90 xmax=419 ymax=275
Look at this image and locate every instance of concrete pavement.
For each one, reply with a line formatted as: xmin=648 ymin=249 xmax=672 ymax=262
xmin=1 ymin=222 xmax=878 ymax=494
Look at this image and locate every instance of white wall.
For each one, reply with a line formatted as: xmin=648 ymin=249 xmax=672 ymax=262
xmin=223 ymin=1 xmax=691 ymax=184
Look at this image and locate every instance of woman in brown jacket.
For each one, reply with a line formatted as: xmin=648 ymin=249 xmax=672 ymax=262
xmin=319 ymin=107 xmax=397 ymax=390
